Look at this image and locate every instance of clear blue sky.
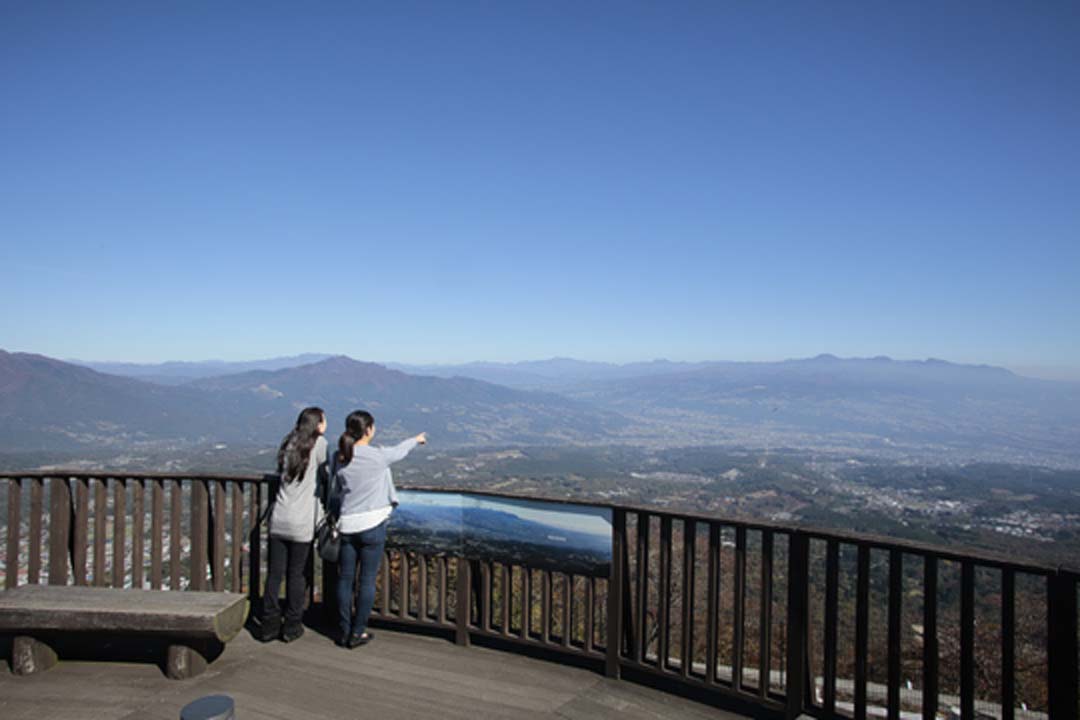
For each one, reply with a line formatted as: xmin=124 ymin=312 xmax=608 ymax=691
xmin=2 ymin=2 xmax=1078 ymax=376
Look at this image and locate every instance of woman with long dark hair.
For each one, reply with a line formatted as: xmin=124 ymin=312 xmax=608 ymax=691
xmin=333 ymin=410 xmax=426 ymax=648
xmin=257 ymin=406 xmax=328 ymax=642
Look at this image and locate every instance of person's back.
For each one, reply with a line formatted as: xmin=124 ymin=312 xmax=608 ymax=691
xmin=272 ymin=435 xmax=328 ymax=540
xmin=332 ymin=410 xmax=426 ymax=648
xmin=258 ymin=406 xmax=328 ymax=643
xmin=335 ymin=439 xmax=416 ymax=518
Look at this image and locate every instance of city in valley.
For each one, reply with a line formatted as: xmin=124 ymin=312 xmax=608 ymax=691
xmin=10 ymin=441 xmax=1077 ymax=569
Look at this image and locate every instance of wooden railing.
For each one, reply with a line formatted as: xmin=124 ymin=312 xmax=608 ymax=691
xmin=1 ymin=472 xmax=1077 ymax=720
xmin=2 ymin=473 xmax=266 ymax=594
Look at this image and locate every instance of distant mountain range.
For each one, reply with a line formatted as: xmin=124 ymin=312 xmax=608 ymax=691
xmin=7 ymin=350 xmax=1080 ymax=466
xmin=0 ymin=351 xmax=234 ymax=450
xmin=386 ymin=358 xmax=716 ymax=390
xmin=0 ymin=351 xmax=625 ymax=451
xmin=73 ymin=354 xmax=335 ymax=385
xmin=73 ymin=354 xmax=716 ymax=390
xmin=185 ymin=355 xmax=627 ymax=445
xmin=567 ymin=354 xmax=1080 ymax=465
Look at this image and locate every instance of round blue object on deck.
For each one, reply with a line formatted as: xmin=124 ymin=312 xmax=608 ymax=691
xmin=180 ymin=694 xmax=236 ymax=720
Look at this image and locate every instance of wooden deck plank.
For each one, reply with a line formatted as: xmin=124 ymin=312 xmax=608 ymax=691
xmin=553 ymin=680 xmax=744 ymax=720
xmin=0 ymin=625 xmax=749 ymax=720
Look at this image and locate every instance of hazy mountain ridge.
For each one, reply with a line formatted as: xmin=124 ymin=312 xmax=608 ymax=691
xmin=72 ymin=353 xmax=335 ymax=385
xmin=0 ymin=351 xmax=626 ymax=451
xmin=188 ymin=355 xmax=629 ymax=445
xmin=0 ymin=350 xmax=245 ymax=449
xmin=387 ymin=357 xmax=715 ymax=390
xmin=4 ymin=350 xmax=1079 ymax=466
xmin=568 ymin=355 xmax=1080 ymax=465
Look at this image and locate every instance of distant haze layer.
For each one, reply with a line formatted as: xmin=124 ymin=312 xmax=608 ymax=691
xmin=0 ymin=349 xmax=1074 ymax=468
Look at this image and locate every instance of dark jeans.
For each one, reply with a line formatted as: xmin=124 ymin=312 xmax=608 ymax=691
xmin=336 ymin=520 xmax=387 ymax=638
xmin=261 ymin=536 xmax=311 ymax=630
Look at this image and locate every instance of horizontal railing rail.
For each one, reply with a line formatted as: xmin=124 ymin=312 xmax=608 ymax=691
xmin=0 ymin=471 xmax=1076 ymax=720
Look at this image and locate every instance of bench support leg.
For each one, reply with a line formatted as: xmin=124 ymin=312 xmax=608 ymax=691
xmin=12 ymin=635 xmax=58 ymax=676
xmin=166 ymin=642 xmax=208 ymax=680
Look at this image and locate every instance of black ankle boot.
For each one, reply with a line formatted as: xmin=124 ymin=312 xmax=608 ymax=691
xmin=281 ymin=623 xmax=305 ymax=643
xmin=257 ymin=616 xmax=281 ymax=642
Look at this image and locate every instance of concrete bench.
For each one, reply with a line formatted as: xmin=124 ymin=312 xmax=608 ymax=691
xmin=0 ymin=585 xmax=248 ymax=679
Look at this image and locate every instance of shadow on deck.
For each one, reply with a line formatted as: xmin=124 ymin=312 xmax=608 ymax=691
xmin=0 ymin=618 xmax=750 ymax=720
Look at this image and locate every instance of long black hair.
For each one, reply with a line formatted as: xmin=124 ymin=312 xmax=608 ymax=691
xmin=277 ymin=406 xmax=325 ymax=483
xmin=336 ymin=410 xmax=374 ymax=467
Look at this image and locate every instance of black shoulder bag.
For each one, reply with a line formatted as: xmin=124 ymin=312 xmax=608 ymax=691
xmin=314 ymin=463 xmax=340 ymax=563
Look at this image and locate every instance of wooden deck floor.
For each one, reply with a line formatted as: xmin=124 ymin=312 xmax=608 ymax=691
xmin=0 ymin=625 xmax=749 ymax=720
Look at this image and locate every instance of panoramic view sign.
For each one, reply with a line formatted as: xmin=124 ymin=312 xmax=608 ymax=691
xmin=388 ymin=490 xmax=612 ymax=576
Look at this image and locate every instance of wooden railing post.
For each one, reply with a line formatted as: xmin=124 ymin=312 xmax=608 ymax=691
xmin=606 ymin=508 xmax=625 ymax=678
xmin=658 ymin=516 xmax=672 ymax=670
xmin=28 ymin=477 xmax=43 ymax=584
xmin=759 ymin=529 xmax=773 ymax=698
xmin=48 ymin=476 xmax=72 ymax=585
xmin=922 ymin=555 xmax=939 ymax=720
xmin=705 ymin=523 xmax=721 ymax=685
xmin=472 ymin=559 xmax=484 ymax=629
xmin=784 ymin=531 xmax=809 ymax=719
xmin=150 ymin=479 xmax=163 ymax=589
xmin=1047 ymin=570 xmax=1078 ymax=720
xmin=112 ymin=478 xmax=126 ymax=588
xmin=960 ymin=561 xmax=975 ymax=720
xmin=621 ymin=524 xmax=634 ymax=659
xmin=854 ymin=544 xmax=870 ymax=720
xmin=72 ymin=477 xmax=89 ymax=586
xmin=230 ymin=482 xmax=243 ymax=593
xmin=248 ymin=480 xmax=262 ymax=602
xmin=211 ymin=480 xmax=225 ymax=592
xmin=131 ymin=480 xmax=144 ymax=590
xmin=191 ymin=479 xmax=208 ymax=591
xmin=887 ymin=549 xmax=903 ymax=720
xmin=733 ymin=526 xmax=747 ymax=691
xmin=455 ymin=556 xmax=471 ymax=647
xmin=634 ymin=512 xmax=649 ymax=663
xmin=6 ymin=478 xmax=22 ymax=589
xmin=169 ymin=480 xmax=182 ymax=590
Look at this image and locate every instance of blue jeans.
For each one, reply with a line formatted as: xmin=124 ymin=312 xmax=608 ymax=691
xmin=336 ymin=520 xmax=387 ymax=638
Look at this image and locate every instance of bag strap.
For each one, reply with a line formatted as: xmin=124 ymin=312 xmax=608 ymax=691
xmin=314 ymin=459 xmax=340 ymax=533
xmin=258 ymin=473 xmax=281 ymax=526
